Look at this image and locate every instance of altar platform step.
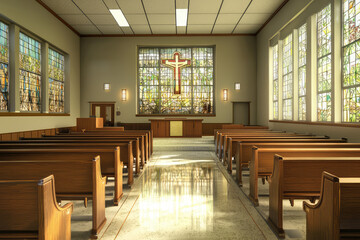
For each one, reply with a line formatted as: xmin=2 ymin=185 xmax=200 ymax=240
xmin=153 ymin=136 xmax=214 ymax=152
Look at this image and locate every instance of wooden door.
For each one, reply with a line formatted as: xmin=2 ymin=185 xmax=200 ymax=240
xmin=91 ymin=103 xmax=115 ymax=127
xmin=232 ymin=102 xmax=250 ymax=125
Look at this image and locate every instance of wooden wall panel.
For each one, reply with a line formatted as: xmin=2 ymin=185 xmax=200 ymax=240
xmin=0 ymin=126 xmax=76 ymax=141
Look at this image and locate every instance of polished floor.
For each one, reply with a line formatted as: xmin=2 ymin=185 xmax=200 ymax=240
xmin=69 ymin=137 xmax=279 ymax=239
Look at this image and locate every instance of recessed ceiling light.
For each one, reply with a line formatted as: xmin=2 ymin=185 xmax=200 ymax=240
xmin=109 ymin=9 xmax=129 ymax=27
xmin=176 ymin=9 xmax=188 ymax=26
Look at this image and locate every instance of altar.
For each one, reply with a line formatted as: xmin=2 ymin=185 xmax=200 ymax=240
xmin=149 ymin=118 xmax=203 ymax=138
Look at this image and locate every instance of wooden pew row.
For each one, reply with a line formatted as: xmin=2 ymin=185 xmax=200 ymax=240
xmin=9 ymin=140 xmax=135 ymax=184
xmin=303 ymin=172 xmax=360 ymax=240
xmin=0 ymin=175 xmax=73 ymax=239
xmin=213 ymin=126 xmax=269 ymax=141
xmin=36 ymin=136 xmax=143 ymax=172
xmin=0 ymin=147 xmax=125 ymax=201
xmin=54 ymin=134 xmax=146 ymax=166
xmin=69 ymin=129 xmax=153 ymax=156
xmin=268 ymin=155 xmax=360 ymax=238
xmin=214 ymin=128 xmax=274 ymax=144
xmin=250 ymin=147 xmax=360 ymax=206
xmin=235 ymin=139 xmax=348 ymax=185
xmin=220 ymin=132 xmax=315 ymax=162
xmin=215 ymin=130 xmax=281 ymax=152
xmin=0 ymin=157 xmax=106 ymax=238
xmin=224 ymin=136 xmax=330 ymax=172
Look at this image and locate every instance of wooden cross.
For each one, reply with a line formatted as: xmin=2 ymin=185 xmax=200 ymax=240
xmin=162 ymin=52 xmax=191 ymax=94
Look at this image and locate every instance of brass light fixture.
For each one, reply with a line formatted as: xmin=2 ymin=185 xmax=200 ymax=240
xmin=223 ymin=89 xmax=228 ymax=101
xmin=121 ymin=89 xmax=127 ymax=101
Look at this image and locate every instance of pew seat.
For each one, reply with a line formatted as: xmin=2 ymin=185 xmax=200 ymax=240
xmin=0 ymin=175 xmax=73 ymax=239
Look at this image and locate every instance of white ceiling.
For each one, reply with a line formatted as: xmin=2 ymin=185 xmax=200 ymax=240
xmin=41 ymin=0 xmax=285 ymax=35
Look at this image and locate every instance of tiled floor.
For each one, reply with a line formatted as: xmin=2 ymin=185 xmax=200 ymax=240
xmin=69 ymin=137 xmax=280 ymax=239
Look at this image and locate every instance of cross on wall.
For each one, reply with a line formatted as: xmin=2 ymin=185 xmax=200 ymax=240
xmin=162 ymin=52 xmax=191 ymax=95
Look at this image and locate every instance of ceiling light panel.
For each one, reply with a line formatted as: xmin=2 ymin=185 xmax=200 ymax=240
xmin=110 ymin=9 xmax=129 ymax=27
xmin=176 ymin=9 xmax=188 ymax=26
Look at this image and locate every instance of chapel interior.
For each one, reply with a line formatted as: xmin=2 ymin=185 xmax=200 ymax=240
xmin=0 ymin=0 xmax=360 ymax=239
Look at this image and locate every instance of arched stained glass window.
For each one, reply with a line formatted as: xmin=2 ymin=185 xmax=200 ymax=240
xmin=48 ymin=48 xmax=65 ymax=113
xmin=317 ymin=4 xmax=332 ymax=122
xmin=19 ymin=32 xmax=41 ymax=112
xmin=343 ymin=0 xmax=360 ymax=122
xmin=138 ymin=47 xmax=214 ymax=115
xmin=0 ymin=21 xmax=9 ymax=111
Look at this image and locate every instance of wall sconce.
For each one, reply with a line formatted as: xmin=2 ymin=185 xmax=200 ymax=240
xmin=234 ymin=82 xmax=241 ymax=91
xmin=104 ymin=83 xmax=110 ymax=91
xmin=121 ymin=89 xmax=127 ymax=101
xmin=223 ymin=89 xmax=228 ymax=101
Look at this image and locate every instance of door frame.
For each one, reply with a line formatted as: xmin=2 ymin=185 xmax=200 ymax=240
xmin=232 ymin=101 xmax=251 ymax=125
xmin=89 ymin=101 xmax=115 ymax=126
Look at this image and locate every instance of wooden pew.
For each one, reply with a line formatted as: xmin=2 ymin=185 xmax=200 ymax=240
xmin=235 ymin=139 xmax=348 ymax=185
xmin=0 ymin=147 xmax=125 ymax=202
xmin=0 ymin=175 xmax=73 ymax=239
xmin=27 ymin=135 xmax=143 ymax=171
xmin=223 ymin=135 xmax=329 ymax=171
xmin=6 ymin=140 xmax=134 ymax=185
xmin=303 ymin=172 xmax=360 ymax=240
xmin=268 ymin=154 xmax=360 ymax=237
xmin=250 ymin=147 xmax=360 ymax=206
xmin=0 ymin=157 xmax=106 ymax=238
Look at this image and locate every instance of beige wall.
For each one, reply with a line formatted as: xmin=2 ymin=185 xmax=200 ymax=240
xmin=256 ymin=0 xmax=360 ymax=142
xmin=0 ymin=0 xmax=80 ymax=133
xmin=80 ymin=36 xmax=257 ymax=124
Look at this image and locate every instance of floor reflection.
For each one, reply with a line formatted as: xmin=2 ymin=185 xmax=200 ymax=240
xmin=139 ymin=161 xmax=214 ymax=232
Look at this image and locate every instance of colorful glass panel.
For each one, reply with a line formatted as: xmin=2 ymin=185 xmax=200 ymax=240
xmin=273 ymin=44 xmax=279 ymax=119
xmin=317 ymin=5 xmax=332 ymax=121
xmin=19 ymin=32 xmax=41 ymax=111
xmin=138 ymin=47 xmax=214 ymax=115
xmin=298 ymin=24 xmax=307 ymax=120
xmin=0 ymin=21 xmax=9 ymax=111
xmin=48 ymin=48 xmax=65 ymax=113
xmin=343 ymin=0 xmax=360 ymax=122
xmin=282 ymin=34 xmax=293 ymax=120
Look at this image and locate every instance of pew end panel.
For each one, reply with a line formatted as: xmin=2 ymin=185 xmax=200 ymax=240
xmin=268 ymin=155 xmax=285 ymax=238
xmin=249 ymin=147 xmax=260 ymax=206
xmin=114 ymin=147 xmax=123 ymax=206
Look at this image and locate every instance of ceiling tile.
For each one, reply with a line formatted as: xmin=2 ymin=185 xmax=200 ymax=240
xmin=122 ymin=27 xmax=134 ymax=34
xmin=240 ymin=13 xmax=272 ymax=25
xmin=216 ymin=14 xmax=241 ymax=25
xmin=246 ymin=0 xmax=284 ymax=14
xmin=234 ymin=24 xmax=261 ymax=34
xmin=103 ymin=0 xmax=119 ymax=9
xmin=151 ymin=25 xmax=176 ymax=34
xmin=72 ymin=0 xmax=109 ymax=14
xmin=147 ymin=14 xmax=175 ymax=25
xmin=97 ymin=24 xmax=124 ymax=34
xmin=87 ymin=14 xmax=118 ymax=25
xmin=176 ymin=0 xmax=188 ymax=9
xmin=58 ymin=14 xmax=91 ymax=25
xmin=125 ymin=14 xmax=148 ymax=25
xmin=187 ymin=25 xmax=212 ymax=34
xmin=42 ymin=0 xmax=82 ymax=14
xmin=220 ymin=0 xmax=251 ymax=14
xmin=73 ymin=24 xmax=102 ymax=34
xmin=143 ymin=0 xmax=175 ymax=14
xmin=189 ymin=0 xmax=221 ymax=14
xmin=131 ymin=25 xmax=152 ymax=34
xmin=116 ymin=0 xmax=144 ymax=14
xmin=177 ymin=26 xmax=186 ymax=34
xmin=212 ymin=24 xmax=234 ymax=34
xmin=188 ymin=14 xmax=217 ymax=25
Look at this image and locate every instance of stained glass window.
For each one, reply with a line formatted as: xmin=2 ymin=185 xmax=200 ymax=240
xmin=48 ymin=48 xmax=65 ymax=113
xmin=273 ymin=44 xmax=279 ymax=120
xmin=343 ymin=0 xmax=360 ymax=122
xmin=0 ymin=21 xmax=9 ymax=111
xmin=298 ymin=24 xmax=307 ymax=121
xmin=282 ymin=34 xmax=293 ymax=120
xmin=138 ymin=47 xmax=214 ymax=115
xmin=19 ymin=32 xmax=41 ymax=112
xmin=317 ymin=4 xmax=332 ymax=121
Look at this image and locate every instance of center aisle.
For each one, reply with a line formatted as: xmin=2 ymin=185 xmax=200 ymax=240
xmin=100 ymin=137 xmax=277 ymax=240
